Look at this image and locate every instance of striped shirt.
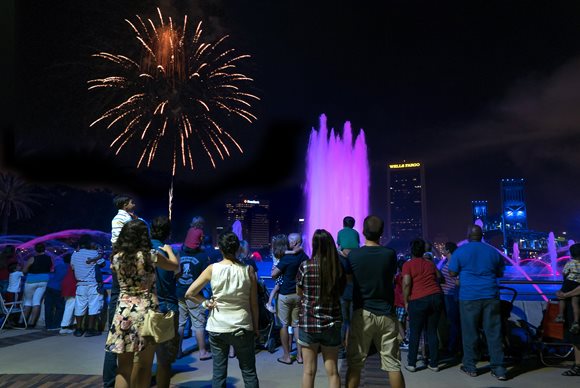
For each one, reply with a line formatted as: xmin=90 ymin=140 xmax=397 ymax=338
xmin=563 ymin=259 xmax=580 ymax=283
xmin=71 ymin=249 xmax=102 ymax=284
xmin=111 ymin=210 xmax=133 ymax=244
xmin=440 ymin=258 xmax=458 ymax=295
xmin=296 ymin=259 xmax=342 ymax=333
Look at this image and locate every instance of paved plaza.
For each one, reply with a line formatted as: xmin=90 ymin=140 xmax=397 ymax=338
xmin=0 ymin=325 xmax=577 ymax=387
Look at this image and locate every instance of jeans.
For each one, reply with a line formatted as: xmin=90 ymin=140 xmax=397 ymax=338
xmin=44 ymin=287 xmax=65 ymax=329
xmin=459 ymin=299 xmax=506 ymax=376
xmin=209 ymin=329 xmax=259 ymax=388
xmin=407 ymin=293 xmax=443 ymax=368
xmin=103 ymin=274 xmax=119 ymax=388
xmin=444 ymin=293 xmax=461 ymax=353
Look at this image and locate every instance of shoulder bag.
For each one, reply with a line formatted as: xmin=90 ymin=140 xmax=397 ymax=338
xmin=140 ymin=309 xmax=175 ymax=343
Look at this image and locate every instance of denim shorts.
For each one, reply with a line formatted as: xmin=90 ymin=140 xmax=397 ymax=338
xmin=298 ymin=323 xmax=342 ymax=347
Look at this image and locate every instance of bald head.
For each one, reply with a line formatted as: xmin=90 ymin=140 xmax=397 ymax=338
xmin=468 ymin=225 xmax=483 ymax=242
xmin=288 ymin=233 xmax=302 ymax=247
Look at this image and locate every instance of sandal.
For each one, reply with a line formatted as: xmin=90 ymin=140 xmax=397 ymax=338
xmin=562 ymin=365 xmax=580 ymax=376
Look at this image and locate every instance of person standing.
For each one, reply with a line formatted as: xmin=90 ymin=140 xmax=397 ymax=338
xmin=402 ymin=238 xmax=444 ymax=372
xmin=345 ymin=215 xmax=405 ymax=388
xmin=22 ymin=243 xmax=53 ymax=328
xmin=271 ymin=233 xmax=309 ymax=365
xmin=149 ymin=215 xmax=181 ymax=388
xmin=440 ymin=241 xmax=461 ymax=356
xmin=448 ymin=224 xmax=508 ymax=381
xmin=297 ymin=229 xmax=345 ymax=388
xmin=71 ymin=235 xmax=104 ymax=337
xmin=103 ymin=194 xmax=137 ymax=388
xmin=176 ymin=241 xmax=212 ymax=361
xmin=105 ymin=219 xmax=179 ymax=388
xmin=44 ymin=254 xmax=68 ymax=330
xmin=185 ymin=231 xmax=260 ymax=388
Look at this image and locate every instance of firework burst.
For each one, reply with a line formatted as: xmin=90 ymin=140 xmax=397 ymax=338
xmin=88 ymin=7 xmax=259 ymax=175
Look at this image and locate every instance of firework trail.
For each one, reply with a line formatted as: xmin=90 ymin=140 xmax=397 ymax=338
xmin=88 ymin=7 xmax=259 ymax=176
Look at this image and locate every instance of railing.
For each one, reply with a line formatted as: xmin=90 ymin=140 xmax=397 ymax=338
xmin=499 ymin=279 xmax=562 ymax=301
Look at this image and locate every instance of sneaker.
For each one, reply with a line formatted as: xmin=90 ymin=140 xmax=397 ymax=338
xmin=570 ymin=322 xmax=580 ymax=335
xmin=554 ymin=314 xmax=565 ymax=323
xmin=404 ymin=365 xmax=416 ymax=372
xmin=491 ymin=371 xmax=508 ymax=381
xmin=84 ymin=330 xmax=101 ymax=337
xmin=73 ymin=329 xmax=85 ymax=337
xmin=428 ymin=365 xmax=440 ymax=372
xmin=59 ymin=328 xmax=74 ymax=335
xmin=460 ymin=366 xmax=477 ymax=377
xmin=400 ymin=341 xmax=409 ymax=350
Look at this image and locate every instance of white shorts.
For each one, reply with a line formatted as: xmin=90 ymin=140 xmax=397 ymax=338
xmin=74 ymin=283 xmax=103 ymax=316
xmin=23 ymin=282 xmax=48 ymax=306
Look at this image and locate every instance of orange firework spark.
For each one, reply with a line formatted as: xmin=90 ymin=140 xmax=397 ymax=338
xmin=88 ymin=8 xmax=259 ymax=175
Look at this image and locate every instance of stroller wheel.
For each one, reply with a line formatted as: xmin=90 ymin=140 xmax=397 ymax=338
xmin=266 ymin=338 xmax=277 ymax=353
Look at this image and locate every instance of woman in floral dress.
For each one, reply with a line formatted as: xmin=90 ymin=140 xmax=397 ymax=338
xmin=105 ymin=219 xmax=179 ymax=388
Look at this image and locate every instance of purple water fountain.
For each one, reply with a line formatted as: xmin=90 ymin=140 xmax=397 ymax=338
xmin=303 ymin=114 xmax=369 ymax=254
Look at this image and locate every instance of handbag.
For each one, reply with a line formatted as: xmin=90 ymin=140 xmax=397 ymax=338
xmin=140 ymin=309 xmax=175 ymax=343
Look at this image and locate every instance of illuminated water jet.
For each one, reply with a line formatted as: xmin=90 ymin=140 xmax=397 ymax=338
xmin=303 ymin=114 xmax=369 ymax=254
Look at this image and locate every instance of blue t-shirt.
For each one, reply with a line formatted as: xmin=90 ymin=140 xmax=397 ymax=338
xmin=276 ymin=251 xmax=309 ymax=295
xmin=448 ymin=241 xmax=505 ymax=301
xmin=152 ymin=239 xmax=179 ymax=313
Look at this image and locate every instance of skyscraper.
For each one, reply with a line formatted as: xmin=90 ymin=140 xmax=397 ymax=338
xmin=387 ymin=162 xmax=427 ymax=251
xmin=224 ymin=196 xmax=270 ymax=249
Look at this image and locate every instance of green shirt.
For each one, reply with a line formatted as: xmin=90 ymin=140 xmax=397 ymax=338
xmin=337 ymin=227 xmax=360 ymax=250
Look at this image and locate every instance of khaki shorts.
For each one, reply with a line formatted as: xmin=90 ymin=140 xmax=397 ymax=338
xmin=347 ymin=309 xmax=401 ymax=372
xmin=178 ymin=298 xmax=207 ymax=331
xmin=277 ymin=293 xmax=300 ymax=326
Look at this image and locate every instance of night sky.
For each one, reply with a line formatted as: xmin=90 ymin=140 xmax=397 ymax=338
xmin=3 ymin=1 xmax=580 ymax=243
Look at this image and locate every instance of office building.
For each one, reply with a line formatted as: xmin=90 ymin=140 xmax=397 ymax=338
xmin=387 ymin=161 xmax=427 ymax=251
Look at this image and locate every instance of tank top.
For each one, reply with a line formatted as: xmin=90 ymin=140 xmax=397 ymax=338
xmin=206 ymin=262 xmax=253 ymax=333
xmin=28 ymin=254 xmax=52 ymax=274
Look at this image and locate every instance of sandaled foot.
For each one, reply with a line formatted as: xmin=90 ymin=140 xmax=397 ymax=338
xmin=562 ymin=365 xmax=580 ymax=376
xmin=569 ymin=322 xmax=580 ymax=334
xmin=554 ymin=314 xmax=565 ymax=323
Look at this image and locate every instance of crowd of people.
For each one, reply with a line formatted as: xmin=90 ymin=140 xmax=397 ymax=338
xmin=3 ymin=198 xmax=580 ymax=387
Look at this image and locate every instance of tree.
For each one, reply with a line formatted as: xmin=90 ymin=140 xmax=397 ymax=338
xmin=0 ymin=173 xmax=42 ymax=235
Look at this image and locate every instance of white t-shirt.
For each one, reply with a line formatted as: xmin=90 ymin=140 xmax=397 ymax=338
xmin=7 ymin=271 xmax=23 ymax=293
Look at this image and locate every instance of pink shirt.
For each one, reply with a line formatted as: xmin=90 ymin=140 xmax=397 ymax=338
xmin=184 ymin=227 xmax=204 ymax=249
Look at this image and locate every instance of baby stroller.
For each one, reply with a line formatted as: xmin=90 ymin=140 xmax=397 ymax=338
xmin=256 ymin=277 xmax=281 ymax=353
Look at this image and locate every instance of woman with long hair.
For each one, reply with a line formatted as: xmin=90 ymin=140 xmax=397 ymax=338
xmin=297 ymin=229 xmax=345 ymax=388
xmin=104 ymin=219 xmax=179 ymax=388
xmin=185 ymin=231 xmax=259 ymax=388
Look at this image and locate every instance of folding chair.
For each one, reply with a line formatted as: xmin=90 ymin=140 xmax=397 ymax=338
xmin=0 ymin=292 xmax=27 ymax=331
xmin=537 ymin=300 xmax=574 ymax=366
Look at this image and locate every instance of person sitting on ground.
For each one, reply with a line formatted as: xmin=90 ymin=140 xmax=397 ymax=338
xmin=555 ymin=243 xmax=580 ymax=334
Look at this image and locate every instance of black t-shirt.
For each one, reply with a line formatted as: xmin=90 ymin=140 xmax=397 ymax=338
xmin=28 ymin=254 xmax=52 ymax=274
xmin=346 ymin=245 xmax=397 ymax=316
xmin=276 ymin=251 xmax=309 ymax=295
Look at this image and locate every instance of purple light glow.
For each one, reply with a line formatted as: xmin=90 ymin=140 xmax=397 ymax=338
xmin=303 ymin=114 xmax=369 ymax=255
